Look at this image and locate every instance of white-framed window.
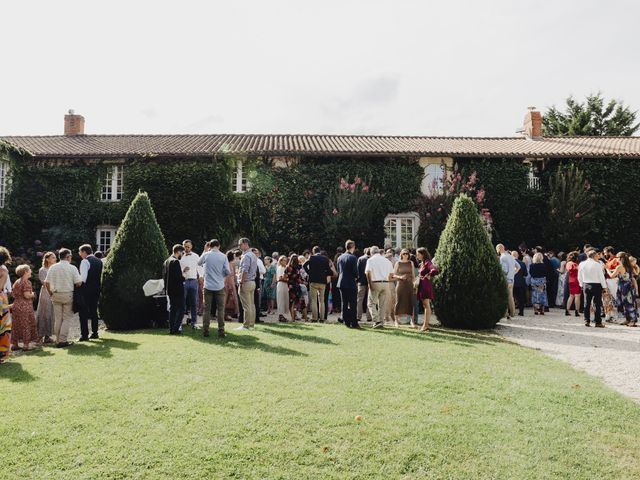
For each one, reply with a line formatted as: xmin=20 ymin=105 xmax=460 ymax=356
xmin=101 ymin=165 xmax=124 ymax=201
xmin=384 ymin=212 xmax=420 ymax=249
xmin=0 ymin=161 xmax=8 ymax=208
xmin=231 ymin=159 xmax=248 ymax=193
xmin=96 ymin=226 xmax=118 ymax=253
xmin=421 ymin=163 xmax=446 ymax=195
xmin=527 ymin=163 xmax=540 ymax=190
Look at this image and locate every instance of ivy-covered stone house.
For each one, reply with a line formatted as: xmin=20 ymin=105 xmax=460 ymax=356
xmin=1 ymin=110 xmax=640 ymax=255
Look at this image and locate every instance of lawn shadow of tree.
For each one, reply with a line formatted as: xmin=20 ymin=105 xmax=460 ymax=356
xmin=261 ymin=326 xmax=338 ymax=345
xmin=66 ymin=338 xmax=141 ymax=359
xmin=363 ymin=325 xmax=507 ymax=347
xmin=128 ymin=328 xmax=308 ymax=357
xmin=1 ymin=361 xmax=38 ymax=382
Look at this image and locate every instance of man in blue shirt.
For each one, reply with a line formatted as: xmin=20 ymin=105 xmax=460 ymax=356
xmin=236 ymin=237 xmax=258 ymax=330
xmin=197 ymin=239 xmax=230 ymax=338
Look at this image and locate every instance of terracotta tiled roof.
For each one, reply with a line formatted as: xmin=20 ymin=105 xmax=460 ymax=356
xmin=2 ymin=134 xmax=640 ymax=159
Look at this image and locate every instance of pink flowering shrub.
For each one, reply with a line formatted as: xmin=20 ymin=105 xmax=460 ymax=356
xmin=416 ymin=170 xmax=492 ymax=252
xmin=323 ymin=176 xmax=380 ymax=247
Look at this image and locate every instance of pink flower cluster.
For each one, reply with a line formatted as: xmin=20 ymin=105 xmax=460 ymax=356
xmin=339 ymin=177 xmax=369 ymax=193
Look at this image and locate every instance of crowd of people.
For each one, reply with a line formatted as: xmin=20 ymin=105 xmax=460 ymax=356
xmin=2 ymin=236 xmax=638 ymax=365
xmin=163 ymin=238 xmax=439 ymax=338
xmin=0 ymin=244 xmax=104 ymax=364
xmin=497 ymin=243 xmax=639 ymax=328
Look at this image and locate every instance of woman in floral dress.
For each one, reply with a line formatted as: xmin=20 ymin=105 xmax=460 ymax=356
xmin=262 ymin=257 xmax=277 ymax=314
xmin=0 ymin=247 xmax=12 ymax=364
xmin=608 ymin=252 xmax=638 ymax=327
xmin=286 ymin=255 xmax=306 ymax=321
xmin=11 ymin=264 xmax=39 ymax=351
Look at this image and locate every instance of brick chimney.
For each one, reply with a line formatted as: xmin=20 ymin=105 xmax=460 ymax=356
xmin=64 ymin=109 xmax=85 ymax=136
xmin=523 ymin=107 xmax=542 ymax=139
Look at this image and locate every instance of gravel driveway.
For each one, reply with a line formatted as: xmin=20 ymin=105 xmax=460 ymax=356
xmin=497 ymin=310 xmax=640 ymax=403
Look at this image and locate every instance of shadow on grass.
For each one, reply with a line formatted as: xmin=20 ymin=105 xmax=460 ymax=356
xmin=66 ymin=338 xmax=140 ymax=358
xmin=363 ymin=325 xmax=507 ymax=347
xmin=122 ymin=328 xmax=308 ymax=357
xmin=1 ymin=360 xmax=37 ymax=382
xmin=261 ymin=325 xmax=338 ymax=345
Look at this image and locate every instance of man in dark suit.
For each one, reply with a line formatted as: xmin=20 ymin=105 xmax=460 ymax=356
xmin=163 ymin=244 xmax=186 ymax=334
xmin=337 ymin=240 xmax=359 ymax=328
xmin=356 ymin=248 xmax=372 ymax=323
xmin=303 ymin=246 xmax=332 ymax=322
xmin=78 ymin=244 xmax=103 ymax=340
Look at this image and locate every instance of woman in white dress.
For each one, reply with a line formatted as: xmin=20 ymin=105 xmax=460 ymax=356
xmin=36 ymin=252 xmax=56 ymax=343
xmin=276 ymin=256 xmax=290 ymax=322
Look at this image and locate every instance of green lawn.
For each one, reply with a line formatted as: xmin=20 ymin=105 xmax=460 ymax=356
xmin=3 ymin=323 xmax=640 ymax=479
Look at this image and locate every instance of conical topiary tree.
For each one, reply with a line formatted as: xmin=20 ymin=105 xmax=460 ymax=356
xmin=433 ymin=194 xmax=507 ymax=329
xmin=99 ymin=191 xmax=168 ymax=330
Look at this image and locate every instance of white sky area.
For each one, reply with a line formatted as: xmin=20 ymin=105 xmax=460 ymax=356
xmin=2 ymin=0 xmax=639 ymax=137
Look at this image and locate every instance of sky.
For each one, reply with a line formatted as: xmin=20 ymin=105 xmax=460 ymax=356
xmin=2 ymin=0 xmax=639 ymax=137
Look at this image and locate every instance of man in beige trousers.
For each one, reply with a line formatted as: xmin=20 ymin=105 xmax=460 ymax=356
xmin=44 ymin=248 xmax=82 ymax=347
xmin=365 ymin=246 xmax=394 ymax=329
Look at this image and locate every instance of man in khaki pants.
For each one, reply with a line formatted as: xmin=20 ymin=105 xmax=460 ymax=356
xmin=496 ymin=243 xmax=519 ymax=320
xmin=236 ymin=237 xmax=258 ymax=330
xmin=365 ymin=246 xmax=394 ymax=329
xmin=44 ymin=248 xmax=82 ymax=347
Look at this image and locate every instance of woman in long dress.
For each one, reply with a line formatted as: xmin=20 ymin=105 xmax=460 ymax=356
xmin=529 ymin=253 xmax=548 ymax=315
xmin=36 ymin=252 xmax=56 ymax=343
xmin=416 ymin=247 xmax=438 ymax=332
xmin=393 ymin=249 xmax=415 ymax=328
xmin=608 ymin=252 xmax=638 ymax=327
xmin=262 ymin=257 xmax=277 ymax=315
xmin=555 ymin=252 xmax=567 ymax=308
xmin=11 ymin=265 xmax=39 ymax=351
xmin=275 ymin=256 xmax=289 ymax=322
xmin=0 ymin=247 xmax=12 ymax=364
xmin=224 ymin=250 xmax=239 ymax=321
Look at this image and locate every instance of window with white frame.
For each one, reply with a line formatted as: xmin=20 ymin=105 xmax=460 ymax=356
xmin=0 ymin=161 xmax=8 ymax=208
xmin=422 ymin=163 xmax=446 ymax=195
xmin=101 ymin=165 xmax=124 ymax=201
xmin=384 ymin=213 xmax=420 ymax=249
xmin=527 ymin=163 xmax=541 ymax=190
xmin=231 ymin=159 xmax=248 ymax=193
xmin=96 ymin=226 xmax=118 ymax=253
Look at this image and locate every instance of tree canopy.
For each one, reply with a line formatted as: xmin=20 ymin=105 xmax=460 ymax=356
xmin=543 ymin=93 xmax=639 ymax=136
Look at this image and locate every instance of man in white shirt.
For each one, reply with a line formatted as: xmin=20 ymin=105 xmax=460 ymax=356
xmin=496 ymin=243 xmax=520 ymax=319
xmin=365 ymin=246 xmax=394 ymax=328
xmin=180 ymin=240 xmax=201 ymax=329
xmin=578 ymin=249 xmax=608 ymax=327
xmin=44 ymin=248 xmax=82 ymax=347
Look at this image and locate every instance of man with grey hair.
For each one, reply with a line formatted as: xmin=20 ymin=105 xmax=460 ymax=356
xmin=236 ymin=237 xmax=258 ymax=330
xmin=497 ymin=243 xmax=519 ymax=320
xmin=365 ymin=246 xmax=394 ymax=328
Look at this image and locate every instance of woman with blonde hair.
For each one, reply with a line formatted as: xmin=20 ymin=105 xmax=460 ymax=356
xmin=529 ymin=252 xmax=548 ymax=315
xmin=11 ymin=264 xmax=39 ymax=351
xmin=36 ymin=252 xmax=56 ymax=343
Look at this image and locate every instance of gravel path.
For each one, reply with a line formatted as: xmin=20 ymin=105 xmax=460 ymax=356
xmin=497 ymin=310 xmax=640 ymax=403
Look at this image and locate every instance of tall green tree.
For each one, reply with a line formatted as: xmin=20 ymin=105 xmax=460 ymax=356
xmin=433 ymin=194 xmax=507 ymax=329
xmin=100 ymin=191 xmax=168 ymax=330
xmin=545 ymin=164 xmax=596 ymax=250
xmin=543 ymin=93 xmax=639 ymax=136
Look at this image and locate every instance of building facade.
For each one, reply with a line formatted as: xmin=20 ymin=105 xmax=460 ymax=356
xmin=1 ymin=110 xmax=640 ymax=254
